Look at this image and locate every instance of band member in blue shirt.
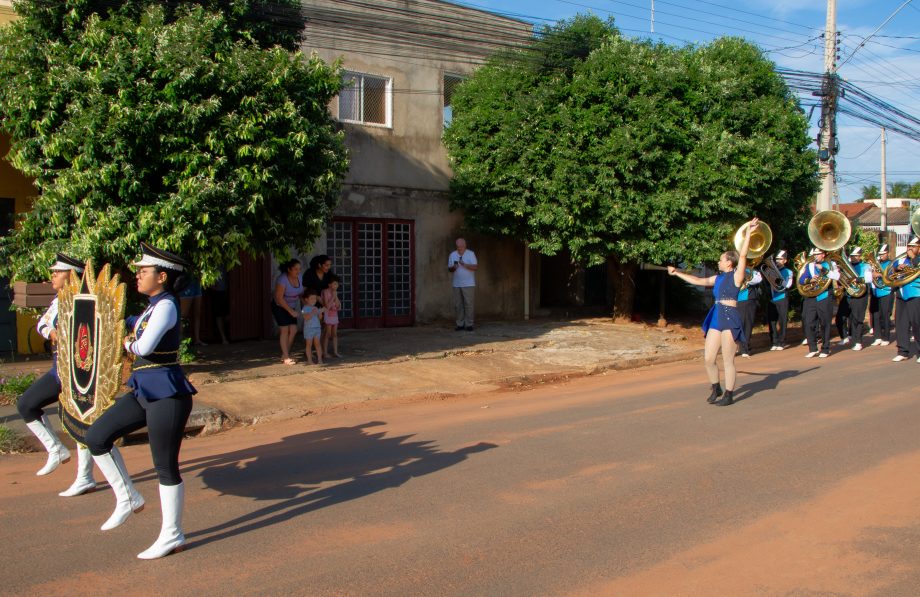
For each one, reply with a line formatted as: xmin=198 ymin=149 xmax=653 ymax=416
xmin=845 ymin=247 xmax=873 ymax=351
xmin=869 ymin=244 xmax=894 ymax=346
xmin=891 ymin=236 xmax=920 ymax=362
xmin=767 ymin=250 xmax=794 ymax=350
xmin=799 ymin=248 xmax=841 ymax=358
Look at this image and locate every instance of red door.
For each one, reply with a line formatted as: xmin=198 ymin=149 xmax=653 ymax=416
xmin=327 ymin=218 xmax=415 ymax=328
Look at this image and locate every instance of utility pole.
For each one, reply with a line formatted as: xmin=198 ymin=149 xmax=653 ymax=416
xmin=817 ymin=0 xmax=838 ymax=212
xmin=881 ymin=127 xmax=888 ymax=232
xmin=650 ymin=0 xmax=655 ymax=33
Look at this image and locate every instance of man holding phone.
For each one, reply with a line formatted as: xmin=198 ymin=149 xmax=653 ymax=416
xmin=448 ymin=238 xmax=478 ymax=331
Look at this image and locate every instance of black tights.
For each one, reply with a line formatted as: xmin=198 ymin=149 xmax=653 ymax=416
xmin=85 ymin=392 xmax=193 ymax=486
xmin=16 ymin=371 xmax=61 ymax=424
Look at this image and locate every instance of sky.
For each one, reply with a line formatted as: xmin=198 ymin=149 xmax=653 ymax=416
xmin=456 ymin=0 xmax=920 ymax=203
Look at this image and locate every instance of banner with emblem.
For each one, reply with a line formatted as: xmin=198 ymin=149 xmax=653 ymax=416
xmin=57 ymin=262 xmax=126 ymax=444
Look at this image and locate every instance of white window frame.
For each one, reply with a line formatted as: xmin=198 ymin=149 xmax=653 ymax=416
xmin=339 ymin=71 xmax=392 ymax=128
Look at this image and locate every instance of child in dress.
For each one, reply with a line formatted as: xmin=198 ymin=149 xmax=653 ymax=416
xmin=321 ymin=274 xmax=342 ymax=358
xmin=301 ymin=289 xmax=324 ymax=365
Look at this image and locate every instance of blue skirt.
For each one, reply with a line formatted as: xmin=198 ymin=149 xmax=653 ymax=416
xmin=128 ymin=366 xmax=197 ymax=400
xmin=702 ymin=304 xmax=745 ymax=343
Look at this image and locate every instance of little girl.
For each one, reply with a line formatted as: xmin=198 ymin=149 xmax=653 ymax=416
xmin=321 ymin=274 xmax=342 ymax=358
xmin=301 ymin=289 xmax=324 ymax=365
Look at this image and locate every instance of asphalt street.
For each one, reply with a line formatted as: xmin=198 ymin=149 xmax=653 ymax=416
xmin=2 ymin=343 xmax=919 ymax=596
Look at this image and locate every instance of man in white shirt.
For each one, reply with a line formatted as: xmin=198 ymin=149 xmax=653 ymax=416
xmin=448 ymin=238 xmax=478 ymax=331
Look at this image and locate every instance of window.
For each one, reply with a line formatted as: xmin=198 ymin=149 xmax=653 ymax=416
xmin=443 ymin=73 xmax=465 ymax=127
xmin=339 ymin=71 xmax=391 ymax=126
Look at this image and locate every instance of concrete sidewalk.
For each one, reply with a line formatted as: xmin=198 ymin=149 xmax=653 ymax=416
xmin=1 ymin=316 xmax=803 ymax=445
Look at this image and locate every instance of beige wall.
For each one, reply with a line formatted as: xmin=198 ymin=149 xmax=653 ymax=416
xmin=0 ymin=0 xmax=15 ymax=26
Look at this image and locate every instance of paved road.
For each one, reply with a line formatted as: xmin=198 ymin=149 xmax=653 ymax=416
xmin=2 ymin=345 xmax=919 ymax=596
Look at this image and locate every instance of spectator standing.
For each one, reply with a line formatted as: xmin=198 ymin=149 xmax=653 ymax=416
xmin=301 ymin=289 xmax=324 ymax=365
xmin=303 ymin=255 xmax=332 ymax=297
xmin=179 ymin=276 xmax=205 ymax=346
xmin=321 ymin=274 xmax=342 ymax=358
xmin=208 ymin=268 xmax=230 ymax=344
xmin=272 ymin=259 xmax=302 ymax=365
xmin=448 ymin=238 xmax=478 ymax=331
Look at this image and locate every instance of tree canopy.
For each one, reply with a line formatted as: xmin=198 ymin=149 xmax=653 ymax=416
xmin=860 ymin=182 xmax=920 ymax=200
xmin=444 ymin=16 xmax=819 ymax=315
xmin=0 ymin=1 xmax=347 ymax=284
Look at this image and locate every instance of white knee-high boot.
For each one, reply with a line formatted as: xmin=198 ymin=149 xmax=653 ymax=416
xmin=25 ymin=416 xmax=71 ymax=476
xmin=92 ymin=451 xmax=145 ymax=530
xmin=138 ymin=483 xmax=186 ymax=559
xmin=59 ymin=445 xmax=97 ymax=497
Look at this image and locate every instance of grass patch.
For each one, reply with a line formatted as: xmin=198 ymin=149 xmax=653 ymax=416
xmin=0 ymin=424 xmax=31 ymax=454
xmin=0 ymin=372 xmax=37 ymax=406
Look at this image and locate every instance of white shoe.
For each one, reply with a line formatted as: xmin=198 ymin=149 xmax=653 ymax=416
xmin=818 ymin=352 xmax=829 ymax=358
xmin=25 ymin=418 xmax=71 ymax=476
xmin=870 ymin=339 xmax=883 ymax=346
xmin=881 ymin=341 xmax=891 ymax=346
xmin=741 ymin=353 xmax=751 ymax=359
xmin=137 ymin=483 xmax=186 ymax=560
xmin=92 ymin=452 xmax=145 ymax=531
xmin=838 ymin=337 xmax=851 ymax=345
xmin=801 ymin=339 xmax=809 ymax=346
xmin=59 ymin=445 xmax=97 ymax=497
xmin=892 ymin=355 xmax=908 ymax=362
xmin=805 ymin=351 xmax=818 ymax=358
xmin=775 ymin=346 xmax=785 ymax=351
xmin=769 ymin=346 xmax=777 ymax=351
xmin=852 ymin=344 xmax=863 ymax=351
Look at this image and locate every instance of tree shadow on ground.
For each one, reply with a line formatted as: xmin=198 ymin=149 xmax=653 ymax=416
xmin=732 ymin=367 xmax=819 ymax=403
xmin=169 ymin=421 xmax=495 ymax=549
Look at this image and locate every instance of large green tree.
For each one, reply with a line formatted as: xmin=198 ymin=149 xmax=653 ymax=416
xmin=0 ymin=1 xmax=347 ymax=284
xmin=444 ymin=16 xmax=819 ymax=318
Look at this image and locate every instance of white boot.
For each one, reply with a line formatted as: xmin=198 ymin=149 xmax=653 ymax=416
xmin=138 ymin=483 xmax=186 ymax=559
xmin=59 ymin=445 xmax=97 ymax=497
xmin=25 ymin=418 xmax=71 ymax=476
xmin=92 ymin=451 xmax=145 ymax=531
xmin=110 ymin=445 xmax=144 ymax=508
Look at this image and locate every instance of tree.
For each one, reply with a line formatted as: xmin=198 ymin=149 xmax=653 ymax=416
xmin=860 ymin=185 xmax=881 ymax=199
xmin=862 ymin=181 xmax=920 ymax=199
xmin=0 ymin=1 xmax=348 ymax=284
xmin=444 ymin=16 xmax=819 ymax=319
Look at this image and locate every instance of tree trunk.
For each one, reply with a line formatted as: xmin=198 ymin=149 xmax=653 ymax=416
xmin=608 ymin=257 xmax=638 ymax=322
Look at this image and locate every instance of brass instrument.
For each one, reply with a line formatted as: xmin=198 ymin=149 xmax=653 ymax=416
xmin=882 ymin=207 xmax=920 ymax=288
xmin=796 ymin=210 xmax=867 ymax=298
xmin=862 ymin=251 xmax=887 ymax=290
xmin=759 ymin=254 xmax=787 ymax=293
xmin=733 ymin=220 xmax=773 ymax=290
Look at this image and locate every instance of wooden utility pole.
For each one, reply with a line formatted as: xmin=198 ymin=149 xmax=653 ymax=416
xmin=817 ymin=0 xmax=838 ymax=212
xmin=881 ymin=127 xmax=888 ymax=232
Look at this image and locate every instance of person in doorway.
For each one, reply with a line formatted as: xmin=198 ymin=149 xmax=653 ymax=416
xmin=667 ymin=218 xmax=760 ymax=407
xmin=448 ymin=238 xmax=478 ymax=331
xmin=767 ymin=250 xmax=794 ymax=350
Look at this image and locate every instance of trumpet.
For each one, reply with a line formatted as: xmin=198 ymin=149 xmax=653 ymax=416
xmin=733 ymin=220 xmax=773 ymax=291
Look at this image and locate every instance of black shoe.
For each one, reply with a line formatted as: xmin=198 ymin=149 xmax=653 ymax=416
xmin=455 ymin=326 xmax=463 ymax=331
xmin=707 ymin=383 xmax=723 ymax=404
xmin=715 ymin=390 xmax=734 ymax=407
xmin=465 ymin=326 xmax=474 ymax=331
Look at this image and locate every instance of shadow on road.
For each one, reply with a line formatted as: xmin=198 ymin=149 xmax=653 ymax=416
xmin=732 ymin=367 xmax=820 ymax=403
xmin=170 ymin=421 xmax=495 ymax=549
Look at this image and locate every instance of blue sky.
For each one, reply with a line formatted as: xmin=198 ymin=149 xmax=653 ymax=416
xmin=457 ymin=0 xmax=920 ymax=202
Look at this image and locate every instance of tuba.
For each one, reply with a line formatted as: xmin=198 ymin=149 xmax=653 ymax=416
xmin=862 ymin=251 xmax=888 ymax=290
xmin=759 ymin=254 xmax=787 ymax=293
xmin=733 ymin=220 xmax=773 ymax=291
xmin=796 ymin=210 xmax=867 ymax=298
xmin=882 ymin=207 xmax=920 ymax=288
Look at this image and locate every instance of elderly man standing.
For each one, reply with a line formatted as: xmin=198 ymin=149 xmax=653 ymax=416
xmin=448 ymin=238 xmax=478 ymax=331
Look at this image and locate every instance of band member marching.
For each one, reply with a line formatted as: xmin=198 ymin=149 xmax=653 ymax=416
xmin=668 ymin=217 xmax=760 ymax=407
xmin=767 ymin=250 xmax=794 ymax=350
xmin=891 ymin=235 xmax=920 ymax=362
xmin=84 ymin=243 xmax=197 ymax=559
xmin=737 ymin=269 xmax=762 ymax=358
xmin=799 ymin=247 xmax=840 ymax=358
xmin=16 ymin=254 xmax=128 ymax=497
xmin=845 ymin=247 xmax=873 ymax=351
xmin=870 ymin=244 xmax=894 ymax=346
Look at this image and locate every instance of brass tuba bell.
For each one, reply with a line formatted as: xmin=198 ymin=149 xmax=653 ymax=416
xmin=733 ymin=221 xmax=773 ymax=290
xmin=797 ymin=210 xmax=867 ymax=298
xmin=882 ymin=206 xmax=920 ymax=288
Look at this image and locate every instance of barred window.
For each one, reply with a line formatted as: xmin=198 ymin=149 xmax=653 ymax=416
xmin=443 ymin=73 xmax=465 ymax=127
xmin=339 ymin=71 xmax=391 ymax=127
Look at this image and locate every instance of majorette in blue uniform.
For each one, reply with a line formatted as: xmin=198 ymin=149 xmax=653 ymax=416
xmin=767 ymin=250 xmax=794 ymax=350
xmin=702 ymin=272 xmax=745 ymax=343
xmin=15 ymin=254 xmax=127 ymax=497
xmin=891 ymin=235 xmax=920 ymax=362
xmin=85 ymin=243 xmax=197 ymax=559
xmin=869 ymin=243 xmax=894 ymax=346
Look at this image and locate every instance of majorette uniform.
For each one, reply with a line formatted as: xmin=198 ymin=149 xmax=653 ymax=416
xmin=84 ymin=243 xmax=197 ymax=559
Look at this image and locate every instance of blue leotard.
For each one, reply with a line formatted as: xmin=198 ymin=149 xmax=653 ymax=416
xmin=701 ymin=272 xmax=745 ymax=342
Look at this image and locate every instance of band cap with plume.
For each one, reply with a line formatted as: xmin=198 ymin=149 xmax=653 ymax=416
xmin=878 ymin=243 xmax=890 ymax=254
xmin=132 ymin=242 xmax=190 ymax=272
xmin=850 ymin=246 xmax=863 ymax=257
xmin=50 ymin=253 xmax=85 ymax=273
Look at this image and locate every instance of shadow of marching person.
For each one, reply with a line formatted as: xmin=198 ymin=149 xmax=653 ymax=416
xmin=180 ymin=421 xmax=496 ymax=549
xmin=731 ymin=367 xmax=820 ymax=404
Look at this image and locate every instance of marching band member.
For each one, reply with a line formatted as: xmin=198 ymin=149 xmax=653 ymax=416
xmin=767 ymin=250 xmax=794 ymax=350
xmin=737 ymin=269 xmax=762 ymax=358
xmin=85 ymin=243 xmax=197 ymax=559
xmin=668 ymin=217 xmax=760 ymax=407
xmin=846 ymin=247 xmax=873 ymax=351
xmin=15 ymin=254 xmax=121 ymax=497
xmin=799 ymin=247 xmax=840 ymax=358
xmin=870 ymin=244 xmax=894 ymax=346
xmin=891 ymin=236 xmax=920 ymax=362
